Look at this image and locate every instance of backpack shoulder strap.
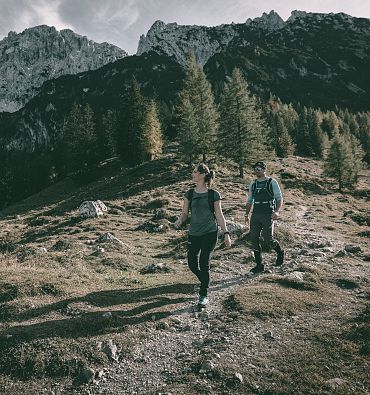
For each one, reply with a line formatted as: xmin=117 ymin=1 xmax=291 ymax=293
xmin=252 ymin=179 xmax=258 ymax=196
xmin=208 ymin=189 xmax=215 ymax=213
xmin=266 ymin=178 xmax=274 ymax=198
xmin=187 ymin=188 xmax=194 ymax=210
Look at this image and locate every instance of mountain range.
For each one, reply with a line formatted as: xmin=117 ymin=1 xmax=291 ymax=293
xmin=0 ymin=10 xmax=369 ymax=153
xmin=0 ymin=25 xmax=127 ymax=112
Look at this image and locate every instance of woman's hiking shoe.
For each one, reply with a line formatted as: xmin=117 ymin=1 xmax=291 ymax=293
xmin=275 ymin=250 xmax=285 ymax=266
xmin=250 ymin=264 xmax=265 ymax=274
xmin=198 ymin=295 xmax=209 ymax=306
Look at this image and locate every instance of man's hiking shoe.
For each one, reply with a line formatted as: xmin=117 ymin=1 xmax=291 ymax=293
xmin=198 ymin=295 xmax=209 ymax=307
xmin=275 ymin=250 xmax=284 ymax=266
xmin=250 ymin=264 xmax=265 ymax=274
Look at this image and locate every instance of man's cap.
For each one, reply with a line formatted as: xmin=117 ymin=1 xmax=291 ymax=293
xmin=252 ymin=161 xmax=266 ymax=169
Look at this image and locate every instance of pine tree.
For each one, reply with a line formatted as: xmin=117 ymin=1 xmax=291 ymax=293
xmin=308 ymin=109 xmax=327 ymax=158
xmin=61 ymin=103 xmax=99 ymax=174
xmin=81 ymin=104 xmax=99 ymax=169
xmin=117 ymin=79 xmax=147 ymax=166
xmin=275 ymin=114 xmax=295 ymax=157
xmin=99 ymin=110 xmax=117 ymax=159
xmin=218 ymin=68 xmax=272 ymax=178
xmin=62 ymin=103 xmax=84 ymax=173
xmin=177 ymin=52 xmax=219 ymax=163
xmin=296 ymin=107 xmax=313 ymax=156
xmin=322 ymin=111 xmax=340 ymax=138
xmin=357 ymin=112 xmax=370 ymax=163
xmin=324 ymin=133 xmax=363 ymax=192
xmin=140 ymin=100 xmax=163 ymax=161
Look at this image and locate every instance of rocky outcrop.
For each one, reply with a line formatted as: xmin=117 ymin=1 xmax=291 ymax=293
xmin=0 ymin=25 xmax=127 ymax=112
xmin=137 ymin=10 xmax=370 ymax=70
xmin=137 ymin=11 xmax=286 ymax=65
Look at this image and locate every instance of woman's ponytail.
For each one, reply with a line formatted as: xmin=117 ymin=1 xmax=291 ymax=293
xmin=205 ymin=170 xmax=215 ymax=188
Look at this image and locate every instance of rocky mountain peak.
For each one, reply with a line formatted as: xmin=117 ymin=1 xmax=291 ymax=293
xmin=288 ymin=10 xmax=309 ymax=22
xmin=0 ymin=25 xmax=127 ymax=113
xmin=249 ymin=10 xmax=285 ymax=30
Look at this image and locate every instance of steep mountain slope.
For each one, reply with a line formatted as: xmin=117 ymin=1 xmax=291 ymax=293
xmin=139 ymin=11 xmax=370 ymax=109
xmin=0 ymin=52 xmax=184 ymax=151
xmin=0 ymin=25 xmax=127 ymax=112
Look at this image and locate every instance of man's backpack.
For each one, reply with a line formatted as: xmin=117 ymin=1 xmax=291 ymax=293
xmin=251 ymin=177 xmax=274 ymax=199
xmin=187 ymin=188 xmax=216 ymax=214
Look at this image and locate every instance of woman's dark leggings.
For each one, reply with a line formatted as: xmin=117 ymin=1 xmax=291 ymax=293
xmin=187 ymin=231 xmax=218 ymax=297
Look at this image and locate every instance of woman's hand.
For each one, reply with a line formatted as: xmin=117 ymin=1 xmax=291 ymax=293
xmin=224 ymin=234 xmax=232 ymax=248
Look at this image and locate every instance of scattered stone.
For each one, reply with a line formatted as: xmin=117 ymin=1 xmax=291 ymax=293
xmin=344 ymin=245 xmax=362 ymax=253
xmin=234 ymin=372 xmax=243 ymax=383
xmin=284 ymin=271 xmax=304 ymax=282
xmin=98 ymin=340 xmax=119 ymax=362
xmin=199 ymin=360 xmax=214 ymax=373
xmin=158 ymin=321 xmax=170 ymax=330
xmin=140 ymin=262 xmax=170 ymax=274
xmin=263 ymin=331 xmax=275 ymax=340
xmin=90 ymin=246 xmax=105 ymax=256
xmin=223 ymin=219 xmax=247 ymax=236
xmin=96 ymin=232 xmax=123 ymax=245
xmin=325 ymin=378 xmax=348 ymax=390
xmin=51 ymin=239 xmax=71 ymax=251
xmin=79 ymin=201 xmax=105 ymax=218
xmin=311 ymin=251 xmax=326 ymax=258
xmin=96 ymin=200 xmax=108 ymax=212
xmin=335 ymin=250 xmax=347 ymax=258
xmin=307 ymin=240 xmax=331 ymax=249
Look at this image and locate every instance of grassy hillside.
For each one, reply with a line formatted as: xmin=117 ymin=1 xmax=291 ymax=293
xmin=0 ymin=149 xmax=369 ymax=394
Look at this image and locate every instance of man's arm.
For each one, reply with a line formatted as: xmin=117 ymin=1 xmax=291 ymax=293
xmin=272 ymin=179 xmax=283 ymax=220
xmin=244 ymin=182 xmax=254 ymax=225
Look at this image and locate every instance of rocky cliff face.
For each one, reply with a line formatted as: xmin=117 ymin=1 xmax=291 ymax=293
xmin=137 ymin=10 xmax=370 ymax=69
xmin=137 ymin=10 xmax=285 ymax=65
xmin=0 ymin=25 xmax=127 ymax=112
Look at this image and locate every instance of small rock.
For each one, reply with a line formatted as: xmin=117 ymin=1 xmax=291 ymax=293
xmin=90 ymin=246 xmax=105 ymax=256
xmin=263 ymin=331 xmax=275 ymax=340
xmin=199 ymin=360 xmax=214 ymax=373
xmin=102 ymin=312 xmax=112 ymax=318
xmin=140 ymin=262 xmax=170 ymax=274
xmin=158 ymin=321 xmax=170 ymax=330
xmin=96 ymin=233 xmax=123 ymax=245
xmin=325 ymin=378 xmax=348 ymax=389
xmin=344 ymin=245 xmax=362 ymax=253
xmin=98 ymin=340 xmax=119 ymax=362
xmin=335 ymin=250 xmax=347 ymax=258
xmin=234 ymin=372 xmax=243 ymax=383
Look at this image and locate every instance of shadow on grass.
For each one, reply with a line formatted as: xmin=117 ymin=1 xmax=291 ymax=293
xmin=1 ymin=275 xmax=246 ymax=343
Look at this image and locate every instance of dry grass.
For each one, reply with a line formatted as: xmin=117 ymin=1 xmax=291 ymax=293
xmin=0 ymin=152 xmax=369 ymax=394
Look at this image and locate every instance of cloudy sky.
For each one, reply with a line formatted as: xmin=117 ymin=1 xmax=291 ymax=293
xmin=0 ymin=0 xmax=369 ymax=54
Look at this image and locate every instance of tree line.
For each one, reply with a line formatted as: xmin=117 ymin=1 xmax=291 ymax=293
xmin=0 ymin=54 xmax=369 ymax=208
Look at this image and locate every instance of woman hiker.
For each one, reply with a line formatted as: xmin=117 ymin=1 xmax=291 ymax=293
xmin=174 ymin=163 xmax=232 ymax=306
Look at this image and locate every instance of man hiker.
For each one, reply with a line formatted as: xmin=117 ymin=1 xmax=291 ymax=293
xmin=244 ymin=161 xmax=284 ymax=274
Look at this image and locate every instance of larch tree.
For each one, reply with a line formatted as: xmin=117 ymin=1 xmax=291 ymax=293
xmin=218 ymin=68 xmax=272 ymax=178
